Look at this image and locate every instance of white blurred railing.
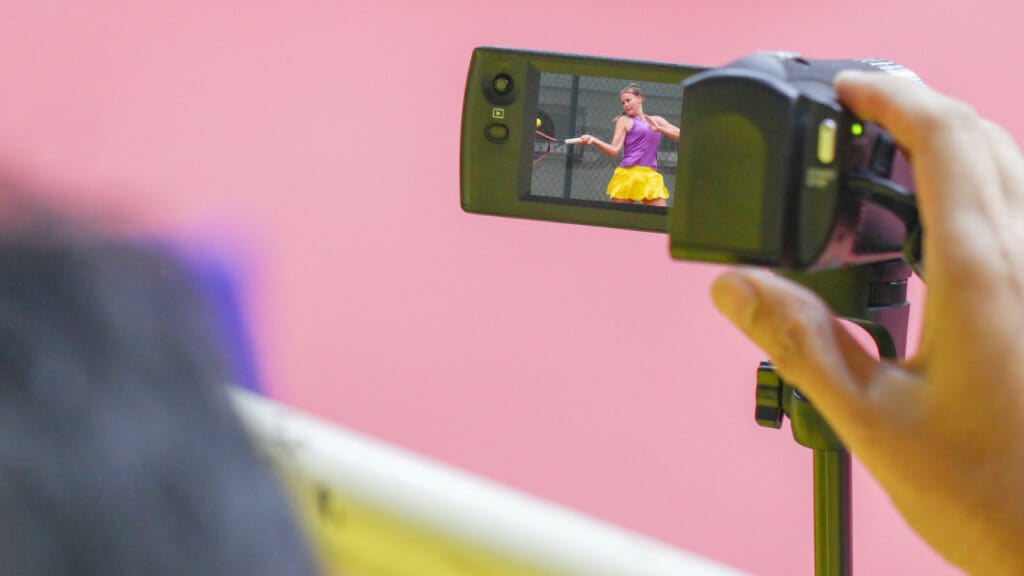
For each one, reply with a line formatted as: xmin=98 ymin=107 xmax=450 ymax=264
xmin=232 ymin=388 xmax=755 ymax=576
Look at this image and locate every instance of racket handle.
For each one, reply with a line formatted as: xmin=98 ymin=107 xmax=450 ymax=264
xmin=564 ymin=137 xmax=583 ymax=145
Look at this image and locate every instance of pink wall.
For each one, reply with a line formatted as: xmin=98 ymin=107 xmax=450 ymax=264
xmin=2 ymin=1 xmax=1019 ymax=574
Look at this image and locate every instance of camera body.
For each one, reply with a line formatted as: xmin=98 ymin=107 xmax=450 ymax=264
xmin=461 ymin=47 xmax=919 ymax=271
xmin=671 ymin=53 xmax=918 ymax=269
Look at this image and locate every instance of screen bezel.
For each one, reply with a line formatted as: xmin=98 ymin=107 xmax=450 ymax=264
xmin=461 ymin=47 xmax=706 ymax=234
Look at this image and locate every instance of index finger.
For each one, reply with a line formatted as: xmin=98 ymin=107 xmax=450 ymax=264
xmin=835 ymin=71 xmax=1004 ymax=261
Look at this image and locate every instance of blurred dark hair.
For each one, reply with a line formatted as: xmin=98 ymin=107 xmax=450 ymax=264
xmin=0 ymin=185 xmax=319 ymax=575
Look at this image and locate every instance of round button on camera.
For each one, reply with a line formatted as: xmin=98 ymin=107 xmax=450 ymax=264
xmin=485 ymin=122 xmax=509 ymax=143
xmin=492 ymin=74 xmax=514 ymax=95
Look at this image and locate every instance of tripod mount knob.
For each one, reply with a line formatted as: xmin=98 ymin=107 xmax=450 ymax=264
xmin=755 ymin=361 xmax=785 ymax=429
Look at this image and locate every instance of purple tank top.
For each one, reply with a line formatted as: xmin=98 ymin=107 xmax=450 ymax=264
xmin=619 ymin=117 xmax=661 ymax=169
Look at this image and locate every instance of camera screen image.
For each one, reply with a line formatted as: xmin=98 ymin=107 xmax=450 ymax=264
xmin=530 ymin=73 xmax=682 ymax=210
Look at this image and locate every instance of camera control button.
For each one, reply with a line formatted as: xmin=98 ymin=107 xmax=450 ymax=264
xmin=485 ymin=122 xmax=510 ymax=143
xmin=492 ymin=74 xmax=514 ymax=95
xmin=817 ymin=119 xmax=837 ymax=164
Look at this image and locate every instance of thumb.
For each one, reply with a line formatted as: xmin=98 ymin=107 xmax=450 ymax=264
xmin=710 ymin=269 xmax=880 ymax=429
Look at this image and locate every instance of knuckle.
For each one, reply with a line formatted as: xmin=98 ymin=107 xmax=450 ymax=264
xmin=982 ymin=119 xmax=1024 ymax=156
xmin=915 ymin=96 xmax=980 ymax=135
xmin=980 ymin=118 xmax=1007 ymax=139
xmin=942 ymin=99 xmax=981 ymax=130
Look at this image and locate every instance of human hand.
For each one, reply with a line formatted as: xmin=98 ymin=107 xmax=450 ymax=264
xmin=644 ymin=114 xmax=679 ymax=140
xmin=644 ymin=115 xmax=664 ymax=133
xmin=710 ymin=71 xmax=1024 ymax=575
xmin=579 ymin=134 xmax=594 ymax=145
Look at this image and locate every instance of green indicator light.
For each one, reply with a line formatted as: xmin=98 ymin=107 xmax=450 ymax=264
xmin=851 ymin=123 xmax=864 ymax=136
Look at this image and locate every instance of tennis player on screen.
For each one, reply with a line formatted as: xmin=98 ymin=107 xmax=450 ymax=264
xmin=578 ymin=83 xmax=679 ymax=206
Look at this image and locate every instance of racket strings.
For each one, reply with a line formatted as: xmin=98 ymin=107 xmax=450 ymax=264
xmin=534 ymin=130 xmax=557 ymax=165
xmin=534 ymin=130 xmax=580 ymax=166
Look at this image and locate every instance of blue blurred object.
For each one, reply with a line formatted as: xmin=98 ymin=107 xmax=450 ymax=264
xmin=176 ymin=244 xmax=264 ymax=394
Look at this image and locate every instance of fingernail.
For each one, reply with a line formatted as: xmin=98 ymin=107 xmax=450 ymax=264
xmin=834 ymin=70 xmax=871 ymax=86
xmin=711 ymin=272 xmax=759 ymax=330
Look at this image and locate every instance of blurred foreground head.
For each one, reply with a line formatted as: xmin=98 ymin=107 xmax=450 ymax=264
xmin=0 ymin=183 xmax=318 ymax=575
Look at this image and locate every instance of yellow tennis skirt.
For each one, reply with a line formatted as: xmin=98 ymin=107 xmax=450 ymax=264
xmin=606 ymin=166 xmax=670 ymax=202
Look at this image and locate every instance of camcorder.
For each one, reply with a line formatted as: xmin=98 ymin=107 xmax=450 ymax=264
xmin=461 ymin=48 xmax=928 ymax=571
xmin=460 ymin=47 xmax=922 ymax=271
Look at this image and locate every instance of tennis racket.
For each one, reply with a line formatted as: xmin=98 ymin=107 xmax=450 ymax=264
xmin=534 ymin=131 xmax=584 ymax=165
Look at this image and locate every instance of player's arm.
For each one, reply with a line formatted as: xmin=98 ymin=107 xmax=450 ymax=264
xmin=579 ymin=116 xmax=630 ymax=157
xmin=646 ymin=115 xmax=680 ymax=140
